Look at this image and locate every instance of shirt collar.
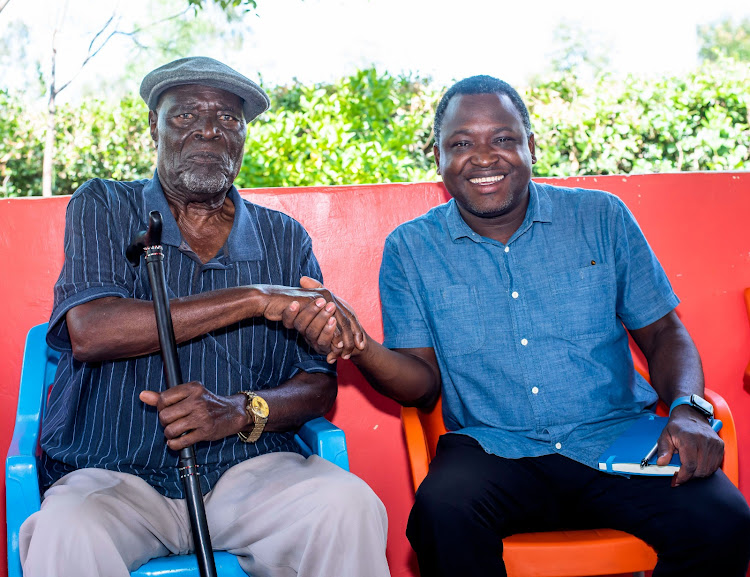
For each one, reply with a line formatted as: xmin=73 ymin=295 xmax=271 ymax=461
xmin=143 ymin=170 xmax=263 ymax=262
xmin=446 ymin=179 xmax=553 ymax=243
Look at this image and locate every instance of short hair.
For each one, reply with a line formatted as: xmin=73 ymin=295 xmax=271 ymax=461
xmin=433 ymin=75 xmax=532 ymax=145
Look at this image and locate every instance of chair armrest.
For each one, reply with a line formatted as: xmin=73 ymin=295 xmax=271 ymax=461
xmin=401 ymin=406 xmax=430 ymax=492
xmin=6 ymin=453 xmax=42 ymax=577
xmin=295 ymin=417 xmax=350 ymax=472
xmin=703 ymin=388 xmax=739 ymax=487
xmin=6 ymin=323 xmax=52 ymax=577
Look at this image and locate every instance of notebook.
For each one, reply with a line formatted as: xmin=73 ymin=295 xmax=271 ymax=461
xmin=597 ymin=413 xmax=722 ymax=476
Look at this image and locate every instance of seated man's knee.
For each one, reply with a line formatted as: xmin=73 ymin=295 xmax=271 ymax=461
xmin=410 ymin=467 xmax=491 ymax=532
xmin=23 ymin=493 xmax=118 ymax=549
xmin=663 ymin=479 xmax=750 ymax=569
xmin=310 ymin=470 xmax=387 ymax=535
xmin=709 ymin=497 xmax=750 ymax=561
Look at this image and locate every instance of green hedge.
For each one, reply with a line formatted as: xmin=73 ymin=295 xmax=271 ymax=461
xmin=528 ymin=59 xmax=750 ymax=176
xmin=1 ymin=61 xmax=748 ymax=197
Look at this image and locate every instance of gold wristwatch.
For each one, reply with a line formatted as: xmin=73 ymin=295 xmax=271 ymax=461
xmin=237 ymin=391 xmax=269 ymax=443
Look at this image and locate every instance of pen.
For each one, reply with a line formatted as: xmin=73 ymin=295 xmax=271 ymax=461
xmin=640 ymin=419 xmax=723 ymax=468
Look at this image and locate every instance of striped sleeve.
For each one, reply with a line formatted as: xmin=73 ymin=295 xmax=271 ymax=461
xmin=48 ymin=181 xmax=135 ymax=351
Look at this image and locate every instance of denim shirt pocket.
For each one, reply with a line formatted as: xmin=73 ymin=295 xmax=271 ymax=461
xmin=427 ymin=284 xmax=485 ymax=357
xmin=552 ymin=263 xmax=615 ymax=340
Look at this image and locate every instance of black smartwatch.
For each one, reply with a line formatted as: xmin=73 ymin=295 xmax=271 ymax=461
xmin=669 ymin=394 xmax=714 ymax=419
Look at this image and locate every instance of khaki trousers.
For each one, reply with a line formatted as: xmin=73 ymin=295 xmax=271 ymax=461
xmin=20 ymin=452 xmax=390 ymax=577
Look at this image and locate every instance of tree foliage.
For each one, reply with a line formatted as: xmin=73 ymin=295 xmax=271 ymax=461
xmin=238 ymin=68 xmax=437 ymax=187
xmin=528 ymin=59 xmax=750 ymax=176
xmin=1 ymin=61 xmax=749 ymax=197
xmin=186 ymin=0 xmax=257 ymax=19
xmin=0 ymin=93 xmax=153 ymax=196
xmin=699 ymin=17 xmax=750 ymax=62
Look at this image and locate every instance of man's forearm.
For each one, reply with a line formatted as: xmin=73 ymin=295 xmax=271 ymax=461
xmin=648 ymin=330 xmax=704 ymax=405
xmin=351 ymin=339 xmax=441 ymax=408
xmin=66 ymin=286 xmax=270 ymax=362
xmin=255 ymin=371 xmax=337 ymax=432
xmin=630 ymin=310 xmax=705 ymax=405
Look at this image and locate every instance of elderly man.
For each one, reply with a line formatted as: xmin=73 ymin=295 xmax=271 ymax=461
xmin=288 ymin=75 xmax=750 ymax=576
xmin=19 ymin=57 xmax=389 ymax=577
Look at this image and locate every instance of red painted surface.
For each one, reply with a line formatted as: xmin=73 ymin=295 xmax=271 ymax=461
xmin=1 ymin=173 xmax=749 ymax=577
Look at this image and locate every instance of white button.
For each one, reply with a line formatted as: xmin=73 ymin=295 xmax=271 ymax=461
xmin=555 ymin=442 xmax=562 ymax=450
xmin=531 ymin=386 xmax=539 ymax=395
xmin=521 ymin=338 xmax=528 ymax=346
xmin=504 ymin=246 xmax=510 ymax=253
xmin=512 ymin=291 xmax=519 ymax=299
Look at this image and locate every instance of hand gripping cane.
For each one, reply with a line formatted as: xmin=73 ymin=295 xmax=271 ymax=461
xmin=126 ymin=211 xmax=217 ymax=577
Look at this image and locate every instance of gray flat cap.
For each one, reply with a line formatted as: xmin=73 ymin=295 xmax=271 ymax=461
xmin=140 ymin=56 xmax=270 ymax=121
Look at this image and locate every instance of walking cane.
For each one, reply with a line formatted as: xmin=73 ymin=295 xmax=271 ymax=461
xmin=127 ymin=210 xmax=218 ymax=577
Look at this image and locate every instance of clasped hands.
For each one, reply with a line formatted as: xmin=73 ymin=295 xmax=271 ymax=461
xmin=279 ymin=276 xmax=367 ymax=364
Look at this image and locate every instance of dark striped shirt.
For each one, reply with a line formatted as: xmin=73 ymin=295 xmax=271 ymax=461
xmin=41 ymin=173 xmax=334 ymax=498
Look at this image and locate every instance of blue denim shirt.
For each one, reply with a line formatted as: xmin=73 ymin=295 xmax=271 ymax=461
xmin=380 ymin=181 xmax=679 ymax=469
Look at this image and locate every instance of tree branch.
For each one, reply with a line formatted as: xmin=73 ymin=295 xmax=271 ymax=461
xmin=55 ymin=7 xmax=189 ymax=96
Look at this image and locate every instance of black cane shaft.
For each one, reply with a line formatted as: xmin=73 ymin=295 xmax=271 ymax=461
xmin=145 ymin=258 xmax=183 ymax=388
xmin=181 ymin=448 xmax=216 ymax=577
xmin=142 ymin=237 xmax=217 ymax=577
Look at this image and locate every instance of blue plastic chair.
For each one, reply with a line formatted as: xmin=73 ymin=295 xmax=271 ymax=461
xmin=6 ymin=323 xmax=350 ymax=577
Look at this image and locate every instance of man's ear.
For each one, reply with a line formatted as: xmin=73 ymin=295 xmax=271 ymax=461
xmin=433 ymin=143 xmax=441 ymax=175
xmin=148 ymin=110 xmax=158 ymax=147
xmin=528 ymin=132 xmax=536 ymax=164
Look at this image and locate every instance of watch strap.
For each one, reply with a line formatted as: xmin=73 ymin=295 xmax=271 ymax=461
xmin=669 ymin=394 xmax=713 ymax=418
xmin=238 ymin=391 xmax=268 ymax=443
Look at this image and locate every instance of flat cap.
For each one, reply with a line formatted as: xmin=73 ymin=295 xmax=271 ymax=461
xmin=139 ymin=56 xmax=270 ymax=122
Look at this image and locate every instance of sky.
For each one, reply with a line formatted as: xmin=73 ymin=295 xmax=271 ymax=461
xmin=2 ymin=0 xmax=750 ymax=103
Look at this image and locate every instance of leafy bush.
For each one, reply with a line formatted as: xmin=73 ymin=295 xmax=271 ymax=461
xmin=237 ymin=68 xmax=438 ymax=188
xmin=53 ymin=96 xmax=155 ymax=195
xmin=1 ymin=61 xmax=748 ymax=197
xmin=528 ymin=59 xmax=750 ymax=176
xmin=0 ymin=91 xmax=45 ymax=197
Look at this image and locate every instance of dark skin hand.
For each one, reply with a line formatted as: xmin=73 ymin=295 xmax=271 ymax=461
xmin=139 ymin=372 xmax=335 ymax=451
xmin=629 ymin=310 xmax=724 ymax=485
xmin=283 ymin=277 xmax=441 ymax=408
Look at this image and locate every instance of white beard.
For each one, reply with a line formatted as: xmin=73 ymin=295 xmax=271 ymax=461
xmin=177 ymin=159 xmax=237 ymax=195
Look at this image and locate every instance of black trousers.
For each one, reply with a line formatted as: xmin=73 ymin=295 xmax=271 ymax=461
xmin=407 ymin=434 xmax=750 ymax=577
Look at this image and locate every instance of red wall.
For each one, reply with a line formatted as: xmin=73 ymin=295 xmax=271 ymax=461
xmin=2 ymin=173 xmax=750 ymax=577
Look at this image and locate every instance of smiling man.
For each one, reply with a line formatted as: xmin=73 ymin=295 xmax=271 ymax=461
xmin=286 ymin=75 xmax=750 ymax=576
xmin=18 ymin=57 xmax=389 ymax=577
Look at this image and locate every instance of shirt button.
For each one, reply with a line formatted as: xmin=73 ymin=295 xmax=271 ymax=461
xmin=504 ymin=246 xmax=510 ymax=253
xmin=531 ymin=386 xmax=539 ymax=395
xmin=521 ymin=338 xmax=528 ymax=346
xmin=511 ymin=291 xmax=519 ymax=299
xmin=555 ymin=442 xmax=562 ymax=450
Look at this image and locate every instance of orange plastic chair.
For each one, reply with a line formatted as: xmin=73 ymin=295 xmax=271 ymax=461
xmin=402 ymin=388 xmax=738 ymax=577
xmin=744 ymin=288 xmax=750 ymax=393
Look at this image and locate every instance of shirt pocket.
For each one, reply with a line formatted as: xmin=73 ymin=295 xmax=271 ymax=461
xmin=426 ymin=284 xmax=485 ymax=357
xmin=552 ymin=264 xmax=615 ymax=341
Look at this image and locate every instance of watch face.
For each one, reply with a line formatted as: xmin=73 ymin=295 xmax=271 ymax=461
xmin=251 ymin=395 xmax=270 ymax=418
xmin=691 ymin=394 xmax=714 ymax=417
